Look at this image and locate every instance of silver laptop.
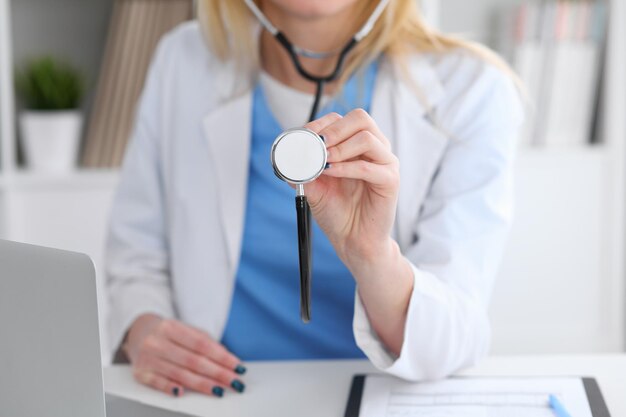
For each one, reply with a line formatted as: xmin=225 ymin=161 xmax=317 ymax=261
xmin=0 ymin=239 xmax=189 ymax=417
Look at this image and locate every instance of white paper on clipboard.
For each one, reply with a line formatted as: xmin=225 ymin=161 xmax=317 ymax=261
xmin=358 ymin=375 xmax=593 ymax=417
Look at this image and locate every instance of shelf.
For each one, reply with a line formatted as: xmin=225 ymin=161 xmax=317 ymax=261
xmin=517 ymin=144 xmax=611 ymax=161
xmin=0 ymin=168 xmax=119 ymax=191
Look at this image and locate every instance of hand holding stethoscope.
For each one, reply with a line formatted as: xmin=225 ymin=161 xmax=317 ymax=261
xmin=272 ymin=111 xmax=400 ymax=322
xmin=302 ymin=110 xmax=400 ymax=266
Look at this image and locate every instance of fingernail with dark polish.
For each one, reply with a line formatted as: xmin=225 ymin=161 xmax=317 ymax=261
xmin=231 ymin=379 xmax=245 ymax=393
xmin=234 ymin=364 xmax=247 ymax=375
xmin=325 ymin=163 xmax=331 ymax=170
xmin=212 ymin=386 xmax=224 ymax=397
xmin=320 ymin=135 xmax=325 ymax=142
xmin=172 ymin=387 xmax=180 ymax=397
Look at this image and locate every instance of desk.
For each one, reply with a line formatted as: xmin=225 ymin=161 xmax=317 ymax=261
xmin=104 ymin=355 xmax=626 ymax=416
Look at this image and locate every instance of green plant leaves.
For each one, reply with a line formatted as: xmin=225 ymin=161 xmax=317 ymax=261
xmin=15 ymin=56 xmax=84 ymax=110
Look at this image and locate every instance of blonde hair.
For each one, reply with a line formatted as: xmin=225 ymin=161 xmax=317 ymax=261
xmin=197 ymin=0 xmax=517 ymax=89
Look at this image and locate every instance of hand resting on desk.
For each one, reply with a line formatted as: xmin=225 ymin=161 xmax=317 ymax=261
xmin=122 ymin=313 xmax=246 ymax=397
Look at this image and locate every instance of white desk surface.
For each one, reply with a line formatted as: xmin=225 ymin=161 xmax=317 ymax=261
xmin=104 ymin=354 xmax=626 ymax=416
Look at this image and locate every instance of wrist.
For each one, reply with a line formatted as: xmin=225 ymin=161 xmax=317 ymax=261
xmin=345 ymin=238 xmax=413 ymax=354
xmin=342 ymin=237 xmax=399 ymax=278
xmin=122 ymin=313 xmax=163 ymax=362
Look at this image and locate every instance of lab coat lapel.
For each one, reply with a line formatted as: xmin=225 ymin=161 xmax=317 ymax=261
xmin=372 ymin=56 xmax=448 ymax=250
xmin=202 ymin=92 xmax=252 ymax=271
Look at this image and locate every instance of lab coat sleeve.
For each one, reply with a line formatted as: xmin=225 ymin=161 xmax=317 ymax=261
xmin=105 ymin=34 xmax=176 ymax=357
xmin=353 ymin=61 xmax=524 ymax=380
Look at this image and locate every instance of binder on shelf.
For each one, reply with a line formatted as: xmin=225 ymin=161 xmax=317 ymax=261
xmin=503 ymin=0 xmax=608 ymax=148
xmin=82 ymin=0 xmax=193 ymax=168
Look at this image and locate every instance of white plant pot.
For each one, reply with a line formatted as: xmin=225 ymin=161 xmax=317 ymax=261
xmin=19 ymin=110 xmax=83 ymax=172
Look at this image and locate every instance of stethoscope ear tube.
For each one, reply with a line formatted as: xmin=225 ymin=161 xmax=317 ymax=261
xmin=295 ymin=194 xmax=312 ymax=323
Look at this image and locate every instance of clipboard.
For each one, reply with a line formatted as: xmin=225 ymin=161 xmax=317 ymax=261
xmin=344 ymin=375 xmax=611 ymax=417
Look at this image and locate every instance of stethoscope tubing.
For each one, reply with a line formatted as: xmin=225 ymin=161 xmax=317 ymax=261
xmin=275 ymin=33 xmax=357 ymax=121
xmin=274 ymin=33 xmax=358 ymax=84
xmin=295 ymin=194 xmax=312 ymax=323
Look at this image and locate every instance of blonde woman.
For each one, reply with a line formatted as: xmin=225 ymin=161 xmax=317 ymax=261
xmin=106 ymin=0 xmax=523 ymax=398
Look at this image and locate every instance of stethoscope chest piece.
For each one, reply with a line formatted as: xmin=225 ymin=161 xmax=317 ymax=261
xmin=270 ymin=128 xmax=327 ymax=323
xmin=271 ymin=128 xmax=327 ymax=186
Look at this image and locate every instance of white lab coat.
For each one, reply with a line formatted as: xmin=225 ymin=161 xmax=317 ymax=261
xmin=106 ymin=21 xmax=524 ymax=381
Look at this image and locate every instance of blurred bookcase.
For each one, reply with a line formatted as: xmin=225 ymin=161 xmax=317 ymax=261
xmin=0 ymin=0 xmax=625 ymax=361
xmin=436 ymin=0 xmax=626 ymax=354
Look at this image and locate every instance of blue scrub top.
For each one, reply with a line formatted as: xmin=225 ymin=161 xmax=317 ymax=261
xmin=221 ymin=61 xmax=379 ymax=360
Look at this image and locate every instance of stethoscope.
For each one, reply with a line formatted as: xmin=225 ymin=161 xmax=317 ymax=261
xmin=245 ymin=0 xmax=391 ymax=323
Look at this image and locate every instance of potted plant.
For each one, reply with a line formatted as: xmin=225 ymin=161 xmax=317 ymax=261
xmin=15 ymin=56 xmax=84 ymax=172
